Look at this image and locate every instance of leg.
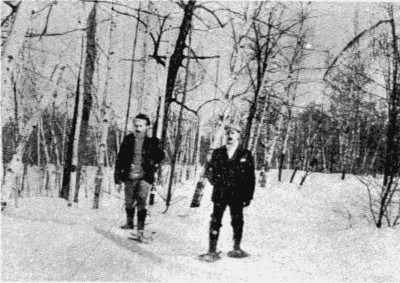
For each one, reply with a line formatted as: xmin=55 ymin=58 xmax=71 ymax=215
xmin=209 ymin=202 xmax=227 ymax=253
xmin=229 ymin=203 xmax=244 ymax=250
xmin=136 ymin=180 xmax=151 ymax=231
xmin=122 ymin=180 xmax=137 ymax=229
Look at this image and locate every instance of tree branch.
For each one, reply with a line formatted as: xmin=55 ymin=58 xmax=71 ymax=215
xmin=26 ymin=18 xmax=110 ymax=37
xmin=184 ymin=55 xmax=220 ymax=60
xmin=1 ymin=1 xmax=20 ymax=27
xmin=4 ymin=1 xmax=19 ymax=10
xmin=83 ymin=0 xmax=166 ymax=17
xmin=119 ymin=56 xmax=146 ymax=62
xmin=194 ymin=5 xmax=227 ymax=28
xmin=148 ymin=14 xmax=170 ymax=67
xmin=112 ymin=7 xmax=148 ymax=28
xmin=324 ymin=20 xmax=392 ymax=80
xmin=39 ymin=3 xmax=55 ymax=39
xmin=170 ymin=98 xmax=198 ymax=115
xmin=196 ymin=98 xmax=220 ymax=113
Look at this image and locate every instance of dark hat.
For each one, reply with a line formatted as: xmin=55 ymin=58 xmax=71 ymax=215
xmin=224 ymin=123 xmax=241 ymax=133
xmin=134 ymin=113 xmax=151 ymax=125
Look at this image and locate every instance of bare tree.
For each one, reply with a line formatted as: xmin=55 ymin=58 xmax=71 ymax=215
xmin=61 ymin=2 xmax=97 ymax=202
xmin=325 ymin=3 xmax=400 ymax=228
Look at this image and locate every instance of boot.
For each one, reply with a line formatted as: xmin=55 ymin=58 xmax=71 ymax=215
xmin=199 ymin=228 xmax=221 ymax=262
xmin=227 ymin=249 xmax=249 ymax=258
xmin=137 ymin=209 xmax=147 ymax=231
xmin=232 ymin=223 xmax=243 ymax=250
xmin=121 ymin=208 xmax=135 ymax=229
xmin=227 ymin=225 xmax=249 ymax=258
xmin=227 ymin=238 xmax=249 ymax=258
xmin=209 ymin=229 xmax=219 ymax=253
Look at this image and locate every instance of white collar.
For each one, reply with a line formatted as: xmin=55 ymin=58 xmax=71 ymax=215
xmin=225 ymin=143 xmax=239 ymax=158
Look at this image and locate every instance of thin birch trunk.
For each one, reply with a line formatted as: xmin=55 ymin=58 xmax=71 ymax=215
xmin=252 ymin=93 xmax=269 ymax=160
xmin=194 ymin=119 xmax=202 ymax=176
xmin=1 ymin=2 xmax=35 ymax=108
xmin=39 ymin=117 xmax=51 ymax=195
xmin=322 ymin=145 xmax=327 ymax=172
xmin=37 ymin=118 xmax=41 ymax=166
xmin=50 ymin=112 xmax=62 ymax=193
xmin=266 ymin=111 xmax=284 ymax=167
xmin=278 ymin=119 xmax=292 ymax=181
xmin=124 ymin=4 xmax=141 ymax=136
xmin=93 ymin=1 xmax=115 ymax=207
xmin=1 ymin=3 xmax=35 ymax=201
xmin=68 ymin=75 xmax=84 ymax=207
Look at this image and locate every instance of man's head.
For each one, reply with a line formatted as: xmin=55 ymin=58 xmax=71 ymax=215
xmin=133 ymin=114 xmax=151 ymax=138
xmin=224 ymin=123 xmax=241 ymax=145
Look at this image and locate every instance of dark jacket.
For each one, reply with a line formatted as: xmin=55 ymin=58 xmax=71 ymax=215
xmin=114 ymin=134 xmax=164 ymax=184
xmin=206 ymin=145 xmax=255 ymax=204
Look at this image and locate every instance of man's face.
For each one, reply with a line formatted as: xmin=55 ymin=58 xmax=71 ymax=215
xmin=133 ymin=118 xmax=148 ymax=136
xmin=225 ymin=129 xmax=240 ymax=145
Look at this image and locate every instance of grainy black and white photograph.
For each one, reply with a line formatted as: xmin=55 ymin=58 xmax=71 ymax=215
xmin=1 ymin=0 xmax=400 ymax=281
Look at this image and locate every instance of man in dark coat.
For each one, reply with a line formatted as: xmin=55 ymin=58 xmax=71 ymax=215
xmin=200 ymin=123 xmax=256 ymax=262
xmin=114 ymin=114 xmax=164 ymax=239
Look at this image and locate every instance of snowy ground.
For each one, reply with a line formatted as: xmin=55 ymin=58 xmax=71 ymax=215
xmin=2 ymin=169 xmax=400 ymax=282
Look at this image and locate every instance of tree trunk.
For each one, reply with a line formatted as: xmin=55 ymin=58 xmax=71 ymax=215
xmin=377 ymin=9 xmax=400 ymax=228
xmin=37 ymin=117 xmax=41 ymax=166
xmin=165 ymin=20 xmax=193 ymax=212
xmin=266 ymin=111 xmax=284 ymax=167
xmin=124 ymin=3 xmax=141 ymax=136
xmin=383 ymin=14 xmax=400 ymax=186
xmin=290 ymin=167 xmax=298 ymax=183
xmin=12 ymin=73 xmax=19 ymax=143
xmin=61 ymin=3 xmax=97 ymax=201
xmin=243 ymin=70 xmax=268 ymax=150
xmin=1 ymin=2 xmax=34 ymax=201
xmin=60 ymin=12 xmax=87 ymax=200
xmin=252 ymin=92 xmax=270 ymax=162
xmin=39 ymin=117 xmax=50 ymax=195
xmin=79 ymin=3 xmax=97 ymax=166
xmin=68 ymin=74 xmax=85 ymax=206
xmin=1 ymin=2 xmax=34 ymax=120
xmin=93 ymin=2 xmax=115 ymax=207
xmin=160 ymin=0 xmax=196 ymax=147
xmin=278 ymin=119 xmax=292 ymax=181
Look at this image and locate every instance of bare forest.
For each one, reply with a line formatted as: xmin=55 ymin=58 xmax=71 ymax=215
xmin=2 ymin=0 xmax=400 ymax=229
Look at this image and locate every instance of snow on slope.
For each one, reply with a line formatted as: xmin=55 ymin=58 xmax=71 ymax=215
xmin=2 ymin=169 xmax=399 ymax=282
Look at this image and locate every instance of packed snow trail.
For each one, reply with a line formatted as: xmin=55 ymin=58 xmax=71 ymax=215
xmin=2 ymin=169 xmax=400 ymax=281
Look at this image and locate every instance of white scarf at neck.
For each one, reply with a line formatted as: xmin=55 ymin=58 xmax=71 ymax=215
xmin=226 ymin=143 xmax=238 ymax=159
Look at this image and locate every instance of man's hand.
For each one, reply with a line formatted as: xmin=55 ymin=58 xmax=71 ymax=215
xmin=243 ymin=200 xmax=251 ymax=207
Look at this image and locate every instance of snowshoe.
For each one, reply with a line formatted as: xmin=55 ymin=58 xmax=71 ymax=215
xmin=120 ymin=224 xmax=134 ymax=229
xmin=198 ymin=251 xmax=222 ymax=262
xmin=227 ymin=249 xmax=250 ymax=258
xmin=128 ymin=231 xmax=154 ymax=244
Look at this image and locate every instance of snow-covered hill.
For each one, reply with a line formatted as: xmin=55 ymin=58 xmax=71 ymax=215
xmin=2 ymin=169 xmax=399 ymax=281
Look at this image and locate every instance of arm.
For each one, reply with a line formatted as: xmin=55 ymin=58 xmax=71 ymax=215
xmin=114 ymin=136 xmax=128 ymax=184
xmin=247 ymin=152 xmax=256 ymax=200
xmin=205 ymin=150 xmax=217 ymax=185
xmin=153 ymin=138 xmax=165 ymax=166
xmin=243 ymin=151 xmax=256 ymax=207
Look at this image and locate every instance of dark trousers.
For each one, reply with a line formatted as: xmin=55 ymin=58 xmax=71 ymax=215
xmin=124 ymin=179 xmax=151 ymax=210
xmin=209 ymin=201 xmax=244 ymax=252
xmin=124 ymin=179 xmax=151 ymax=230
